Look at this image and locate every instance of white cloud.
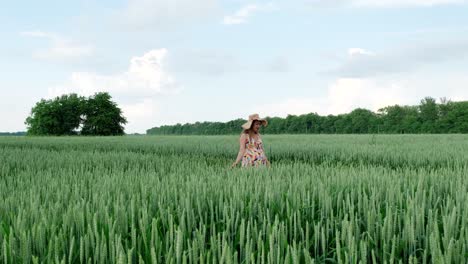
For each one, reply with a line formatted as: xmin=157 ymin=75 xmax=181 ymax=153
xmin=348 ymin=48 xmax=375 ymax=57
xmin=253 ymin=98 xmax=328 ymax=118
xmin=48 ymin=49 xmax=181 ymax=133
xmin=121 ymin=98 xmax=160 ymax=133
xmin=48 ymin=49 xmax=180 ymax=98
xmin=20 ymin=31 xmax=49 ymax=38
xmin=0 ymin=100 xmax=35 ymax=132
xmin=255 ymin=69 xmax=468 ymax=120
xmin=266 ymin=56 xmax=290 ymax=72
xmin=326 ymin=39 xmax=468 ymax=78
xmin=113 ymin=0 xmax=218 ymax=30
xmin=169 ymin=50 xmax=241 ymax=75
xmin=351 ymin=0 xmax=467 ymax=7
xmin=122 ymin=98 xmax=158 ymax=119
xmin=306 ymin=0 xmax=468 ymax=8
xmin=223 ymin=2 xmax=277 ymax=25
xmin=326 ymin=78 xmax=407 ymax=113
xmin=255 ymin=77 xmax=428 ymax=118
xmin=20 ymin=31 xmax=94 ymax=61
xmin=168 ymin=49 xmax=289 ymax=74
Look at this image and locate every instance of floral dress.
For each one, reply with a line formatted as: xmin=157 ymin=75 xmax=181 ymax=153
xmin=241 ymin=134 xmax=267 ymax=167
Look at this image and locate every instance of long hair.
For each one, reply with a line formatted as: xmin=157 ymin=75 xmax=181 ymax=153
xmin=241 ymin=128 xmax=252 ymax=135
xmin=240 ymin=121 xmax=259 ymax=136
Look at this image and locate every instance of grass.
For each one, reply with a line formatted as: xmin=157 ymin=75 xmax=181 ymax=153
xmin=0 ymin=135 xmax=467 ymax=263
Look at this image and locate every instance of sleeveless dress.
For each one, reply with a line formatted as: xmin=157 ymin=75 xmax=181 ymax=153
xmin=241 ymin=134 xmax=267 ymax=167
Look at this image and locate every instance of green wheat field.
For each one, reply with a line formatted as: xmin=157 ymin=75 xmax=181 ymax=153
xmin=1 ymin=135 xmax=467 ymax=263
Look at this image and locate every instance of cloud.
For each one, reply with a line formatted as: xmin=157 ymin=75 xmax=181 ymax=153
xmin=20 ymin=31 xmax=94 ymax=61
xmin=255 ymin=79 xmax=401 ymax=117
xmin=223 ymin=2 xmax=277 ymax=25
xmin=0 ymin=93 xmax=41 ymax=132
xmin=325 ymin=38 xmax=468 ymax=78
xmin=325 ymin=78 xmax=407 ymax=113
xmin=48 ymin=49 xmax=180 ymax=98
xmin=306 ymin=0 xmax=468 ymax=8
xmin=256 ymin=70 xmax=468 ymax=119
xmin=351 ymin=0 xmax=468 ymax=7
xmin=113 ymin=0 xmax=218 ymax=30
xmin=168 ymin=50 xmax=241 ymax=75
xmin=168 ymin=49 xmax=289 ymax=75
xmin=254 ymin=77 xmax=422 ymax=117
xmin=121 ymin=98 xmax=158 ymax=119
xmin=47 ymin=49 xmax=181 ymax=133
xmin=266 ymin=56 xmax=290 ymax=72
xmin=121 ymin=98 xmax=160 ymax=132
xmin=348 ymin=48 xmax=375 ymax=57
xmin=253 ymin=97 xmax=328 ymax=118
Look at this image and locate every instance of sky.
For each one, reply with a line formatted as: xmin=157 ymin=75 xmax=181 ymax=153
xmin=1 ymin=0 xmax=468 ymax=133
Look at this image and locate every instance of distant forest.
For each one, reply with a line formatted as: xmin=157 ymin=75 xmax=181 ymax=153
xmin=147 ymin=97 xmax=468 ymax=135
xmin=0 ymin=132 xmax=26 ymax=136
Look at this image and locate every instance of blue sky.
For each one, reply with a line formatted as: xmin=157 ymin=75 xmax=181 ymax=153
xmin=2 ymin=0 xmax=468 ymax=133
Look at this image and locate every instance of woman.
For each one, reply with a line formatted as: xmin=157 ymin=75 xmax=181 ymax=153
xmin=231 ymin=114 xmax=271 ymax=168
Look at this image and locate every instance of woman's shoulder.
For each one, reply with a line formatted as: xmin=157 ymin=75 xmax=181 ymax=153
xmin=240 ymin=133 xmax=248 ymax=141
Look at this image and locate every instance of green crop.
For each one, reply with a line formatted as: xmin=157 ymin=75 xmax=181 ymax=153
xmin=1 ymin=135 xmax=467 ymax=263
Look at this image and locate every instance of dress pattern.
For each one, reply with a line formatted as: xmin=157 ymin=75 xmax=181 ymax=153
xmin=241 ymin=134 xmax=267 ymax=167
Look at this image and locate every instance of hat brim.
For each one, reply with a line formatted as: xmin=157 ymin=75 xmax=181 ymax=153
xmin=242 ymin=119 xmax=268 ymax=130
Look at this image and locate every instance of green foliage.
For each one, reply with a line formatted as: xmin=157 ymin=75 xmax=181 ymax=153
xmin=148 ymin=97 xmax=468 ymax=135
xmin=25 ymin=94 xmax=85 ymax=136
xmin=378 ymin=105 xmax=421 ymax=133
xmin=0 ymin=135 xmax=467 ymax=263
xmin=419 ymin=97 xmax=438 ymax=133
xmin=438 ymin=101 xmax=468 ymax=133
xmin=25 ymin=92 xmax=127 ymax=136
xmin=348 ymin=108 xmax=379 ymax=133
xmin=81 ymin=93 xmax=127 ymax=136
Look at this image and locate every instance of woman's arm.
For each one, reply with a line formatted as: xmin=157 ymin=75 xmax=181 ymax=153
xmin=231 ymin=134 xmax=247 ymax=167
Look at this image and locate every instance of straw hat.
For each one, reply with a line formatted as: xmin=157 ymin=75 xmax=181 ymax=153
xmin=242 ymin=113 xmax=268 ymax=130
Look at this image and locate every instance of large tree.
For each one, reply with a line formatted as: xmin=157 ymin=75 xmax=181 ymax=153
xmin=81 ymin=92 xmax=127 ymax=136
xmin=419 ymin=97 xmax=439 ymax=133
xmin=347 ymin=108 xmax=379 ymax=133
xmin=25 ymin=94 xmax=85 ymax=136
xmin=25 ymin=92 xmax=127 ymax=136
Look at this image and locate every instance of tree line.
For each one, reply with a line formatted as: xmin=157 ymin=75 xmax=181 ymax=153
xmin=25 ymin=92 xmax=127 ymax=136
xmin=0 ymin=132 xmax=26 ymax=136
xmin=147 ymin=97 xmax=468 ymax=135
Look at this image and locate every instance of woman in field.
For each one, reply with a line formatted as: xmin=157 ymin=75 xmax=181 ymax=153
xmin=231 ymin=114 xmax=271 ymax=168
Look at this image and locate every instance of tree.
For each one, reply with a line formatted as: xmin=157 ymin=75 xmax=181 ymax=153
xmin=379 ymin=105 xmax=406 ymax=133
xmin=262 ymin=117 xmax=283 ymax=134
xmin=285 ymin=115 xmax=300 ymax=134
xmin=25 ymin=92 xmax=127 ymax=136
xmin=81 ymin=92 xmax=127 ymax=136
xmin=304 ymin=113 xmax=321 ymax=133
xmin=400 ymin=106 xmax=420 ymax=133
xmin=25 ymin=94 xmax=85 ymax=136
xmin=145 ymin=97 xmax=468 ymax=135
xmin=444 ymin=101 xmax=468 ymax=133
xmin=334 ymin=114 xmax=351 ymax=133
xmin=437 ymin=97 xmax=453 ymax=132
xmin=348 ymin=108 xmax=379 ymax=133
xmin=419 ymin=97 xmax=439 ymax=133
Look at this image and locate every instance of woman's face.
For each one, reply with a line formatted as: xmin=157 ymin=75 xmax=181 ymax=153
xmin=252 ymin=120 xmax=261 ymax=133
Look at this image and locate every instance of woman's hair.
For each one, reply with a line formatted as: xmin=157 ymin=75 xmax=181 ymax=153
xmin=240 ymin=120 xmax=260 ymax=135
xmin=241 ymin=129 xmax=250 ymax=135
